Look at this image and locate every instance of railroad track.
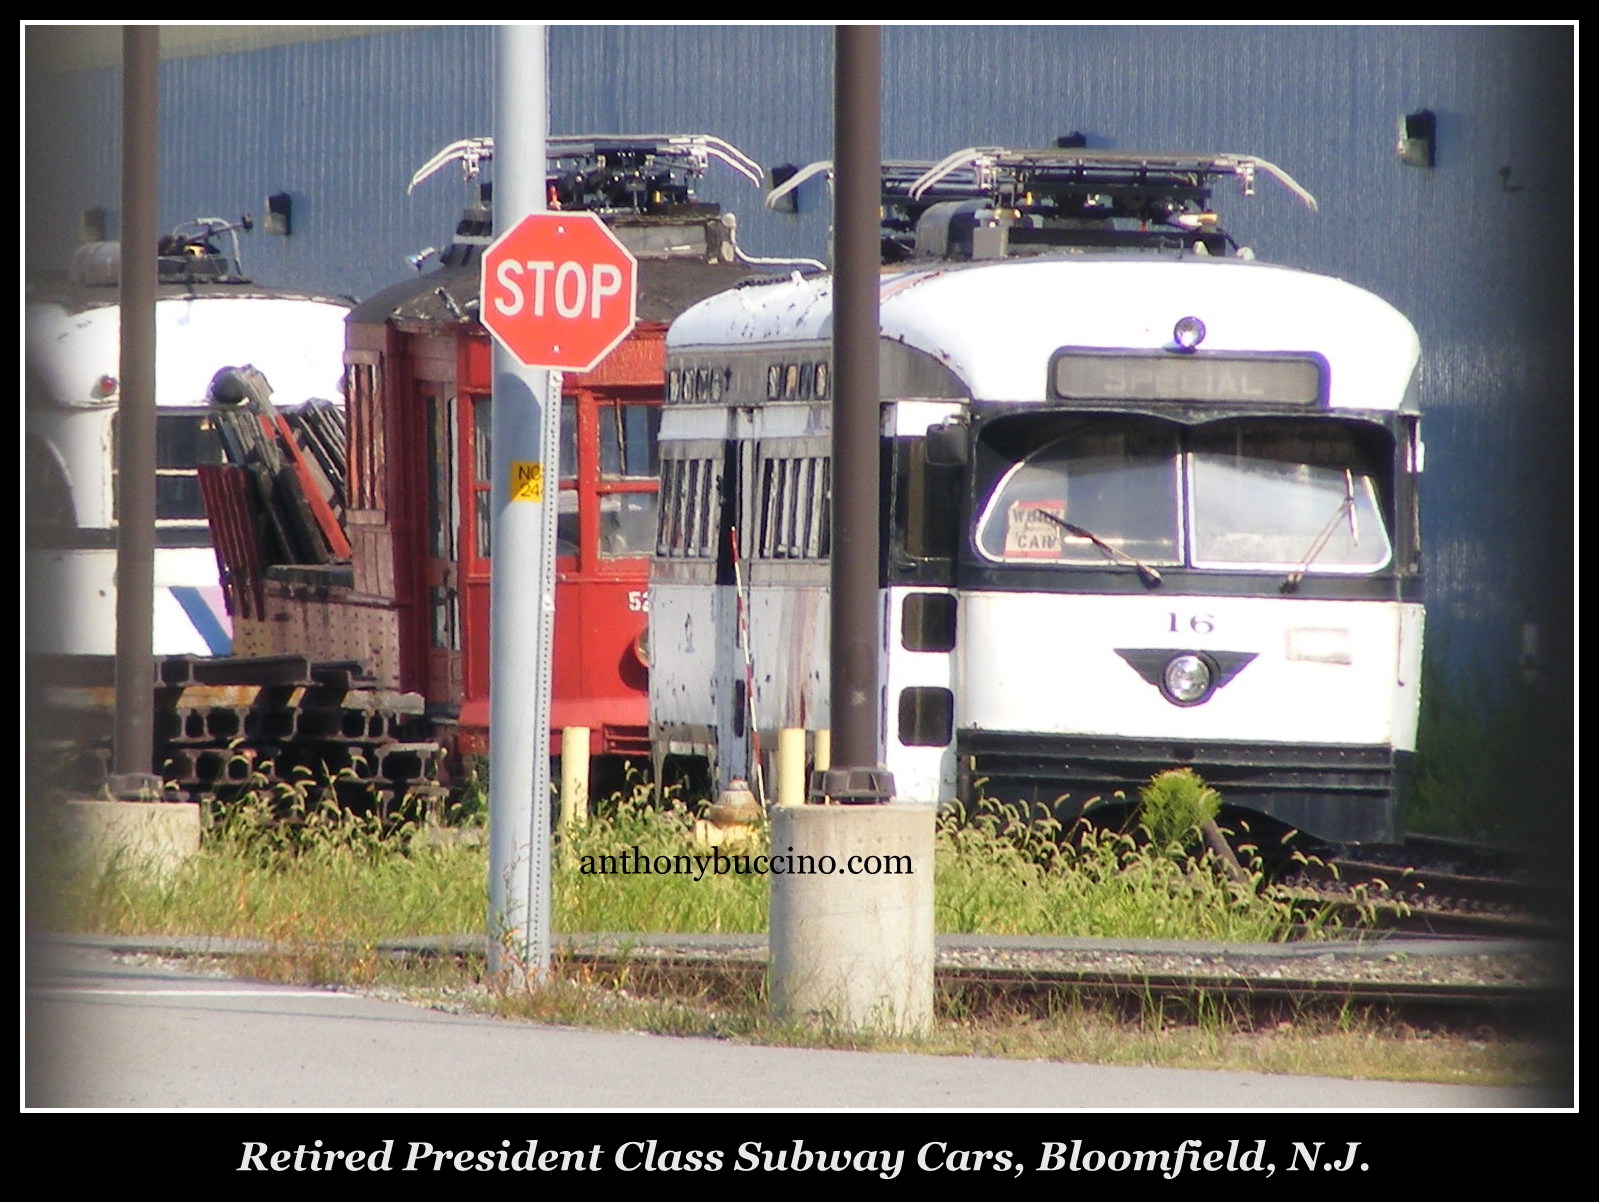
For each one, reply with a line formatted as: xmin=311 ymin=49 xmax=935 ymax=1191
xmin=552 ymin=933 xmax=1569 ymax=1022
xmin=1276 ymin=834 xmax=1574 ymax=938
xmin=54 ymin=926 xmax=1569 ymax=1028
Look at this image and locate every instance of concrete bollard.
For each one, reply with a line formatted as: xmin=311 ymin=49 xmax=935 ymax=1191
xmin=62 ymin=798 xmax=201 ymax=880
xmin=813 ymin=729 xmax=831 ymax=773
xmin=559 ymin=726 xmax=590 ymax=829
xmin=769 ymin=804 xmax=934 ymax=1036
xmin=776 ymin=728 xmax=806 ymax=807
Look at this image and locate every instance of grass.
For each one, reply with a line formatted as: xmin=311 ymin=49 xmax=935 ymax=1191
xmin=935 ymin=794 xmax=1303 ymax=942
xmin=26 ymin=773 xmax=1559 ymax=1090
xmin=30 ymin=794 xmax=488 ymax=947
xmin=320 ymin=950 xmax=1556 ymax=1089
xmin=32 ymin=781 xmax=1314 ymax=945
xmin=1135 ymin=766 xmax=1222 ymax=852
xmin=1409 ymin=642 xmax=1573 ymax=851
xmin=29 ymin=777 xmax=1318 ymax=1020
xmin=554 ymin=783 xmax=768 ymax=934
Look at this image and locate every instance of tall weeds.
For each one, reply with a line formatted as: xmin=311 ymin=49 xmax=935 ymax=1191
xmin=552 ymin=779 xmax=769 ymax=933
xmin=38 ymin=780 xmax=1306 ymax=944
xmin=35 ymin=770 xmax=486 ymax=943
xmin=935 ymin=797 xmax=1301 ymax=942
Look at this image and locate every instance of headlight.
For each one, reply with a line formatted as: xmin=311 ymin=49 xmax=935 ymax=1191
xmin=1161 ymin=653 xmax=1215 ymax=705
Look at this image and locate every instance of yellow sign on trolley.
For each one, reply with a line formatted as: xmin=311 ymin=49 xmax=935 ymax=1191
xmin=511 ymin=460 xmax=543 ymax=503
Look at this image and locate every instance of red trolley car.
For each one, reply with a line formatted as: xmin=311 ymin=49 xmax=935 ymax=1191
xmin=217 ymin=136 xmax=773 ymax=781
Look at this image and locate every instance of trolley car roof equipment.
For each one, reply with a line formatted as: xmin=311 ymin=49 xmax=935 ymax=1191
xmin=675 ymin=147 xmax=1412 ymax=411
xmin=368 ymin=134 xmax=813 ymax=330
xmin=409 ymin=133 xmax=765 ymax=197
xmin=766 ymin=146 xmax=1318 ymax=262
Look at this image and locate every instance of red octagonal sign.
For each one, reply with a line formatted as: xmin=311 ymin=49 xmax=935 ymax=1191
xmin=481 ymin=211 xmax=638 ymax=372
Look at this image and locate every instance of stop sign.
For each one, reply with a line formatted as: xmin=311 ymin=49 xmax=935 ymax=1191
xmin=480 ymin=212 xmax=638 ymax=372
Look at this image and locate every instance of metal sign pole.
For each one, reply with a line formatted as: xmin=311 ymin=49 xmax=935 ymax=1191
xmin=487 ymin=22 xmax=555 ymax=986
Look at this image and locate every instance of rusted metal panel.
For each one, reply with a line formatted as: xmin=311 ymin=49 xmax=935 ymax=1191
xmin=574 ymin=325 xmax=666 ymax=389
xmin=229 ymin=578 xmax=402 ymax=690
xmin=196 ymin=463 xmax=264 ymax=619
xmin=347 ymin=511 xmax=394 ymax=599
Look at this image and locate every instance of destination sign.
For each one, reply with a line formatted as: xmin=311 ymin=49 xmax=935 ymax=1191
xmin=1051 ymin=352 xmax=1323 ymax=405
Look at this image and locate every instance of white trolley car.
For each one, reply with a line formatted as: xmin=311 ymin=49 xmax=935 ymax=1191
xmin=648 ymin=150 xmax=1424 ymax=844
xmin=25 ymin=220 xmax=350 ymax=659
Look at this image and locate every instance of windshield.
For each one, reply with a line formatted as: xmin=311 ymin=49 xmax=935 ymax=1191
xmin=976 ymin=423 xmax=1181 ymax=565
xmin=975 ymin=416 xmax=1392 ymax=574
xmin=1188 ymin=423 xmax=1389 ymax=571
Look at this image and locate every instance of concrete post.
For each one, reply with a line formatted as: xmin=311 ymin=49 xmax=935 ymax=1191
xmin=769 ymin=804 xmax=934 ymax=1035
xmin=63 ymin=798 xmax=200 ymax=880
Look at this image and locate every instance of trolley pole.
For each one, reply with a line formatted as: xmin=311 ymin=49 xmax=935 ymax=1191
xmin=487 ymin=23 xmax=557 ymax=986
xmin=111 ymin=25 xmax=159 ymax=795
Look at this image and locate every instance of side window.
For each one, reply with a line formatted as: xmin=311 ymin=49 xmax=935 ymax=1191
xmin=755 ymin=454 xmax=831 ymax=560
xmin=752 ymin=438 xmax=831 ymax=561
xmin=894 ymin=437 xmax=958 ymax=562
xmin=426 ymin=395 xmax=457 ymax=560
xmin=598 ymin=401 xmax=660 ymax=479
xmin=26 ymin=434 xmax=74 ymax=536
xmin=471 ymin=395 xmax=493 ymax=559
xmin=110 ymin=409 xmax=226 ymax=527
xmin=596 ymin=399 xmax=660 ymax=559
xmin=156 ymin=410 xmax=226 ymax=523
xmin=558 ymin=396 xmax=579 ymax=557
xmin=655 ymin=449 xmax=723 ymax=560
xmin=467 ymin=394 xmax=577 ymax=559
xmin=348 ymin=361 xmax=383 ymax=511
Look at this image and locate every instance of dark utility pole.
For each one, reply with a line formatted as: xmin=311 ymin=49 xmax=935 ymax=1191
xmin=814 ymin=24 xmax=893 ymax=804
xmin=112 ymin=25 xmax=159 ymax=792
xmin=770 ymin=26 xmax=932 ymax=1039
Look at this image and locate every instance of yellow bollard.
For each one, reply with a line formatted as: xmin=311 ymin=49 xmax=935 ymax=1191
xmin=559 ymin=726 xmax=590 ymax=829
xmin=776 ymin=727 xmax=806 ymax=806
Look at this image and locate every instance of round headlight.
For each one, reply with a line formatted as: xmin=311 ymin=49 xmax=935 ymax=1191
xmin=1161 ymin=653 xmax=1214 ymax=705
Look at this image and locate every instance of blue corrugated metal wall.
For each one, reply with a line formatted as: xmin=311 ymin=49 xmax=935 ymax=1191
xmin=24 ymin=24 xmax=1572 ymax=747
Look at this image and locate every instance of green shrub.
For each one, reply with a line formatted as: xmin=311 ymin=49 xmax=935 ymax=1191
xmin=1137 ymin=767 xmax=1222 ymax=854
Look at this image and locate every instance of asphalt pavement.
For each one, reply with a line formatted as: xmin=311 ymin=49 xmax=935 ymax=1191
xmin=24 ymin=935 xmax=1566 ymax=1110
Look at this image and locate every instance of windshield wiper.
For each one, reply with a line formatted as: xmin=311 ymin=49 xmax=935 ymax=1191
xmin=1282 ymin=469 xmax=1357 ymax=593
xmin=1034 ymin=509 xmax=1163 ymax=587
